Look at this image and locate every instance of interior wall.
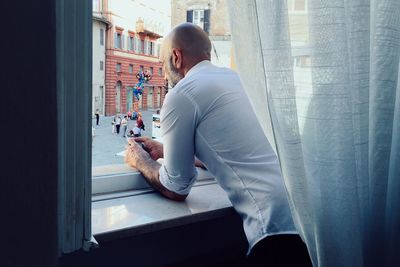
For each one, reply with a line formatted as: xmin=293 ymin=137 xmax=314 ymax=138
xmin=1 ymin=1 xmax=59 ymax=266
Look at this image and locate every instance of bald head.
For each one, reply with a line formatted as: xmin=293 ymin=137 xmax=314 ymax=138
xmin=161 ymin=23 xmax=211 ymax=63
xmin=171 ymin=23 xmax=211 ymax=59
xmin=160 ymin=23 xmax=212 ymax=87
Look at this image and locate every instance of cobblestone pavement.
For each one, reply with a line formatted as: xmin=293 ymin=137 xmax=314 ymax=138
xmin=91 ymin=109 xmax=156 ymax=167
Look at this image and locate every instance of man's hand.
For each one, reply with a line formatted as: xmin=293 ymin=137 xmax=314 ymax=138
xmin=124 ymin=139 xmax=149 ymax=169
xmin=124 ymin=138 xmax=187 ymax=202
xmin=134 ymin=136 xmax=164 ymax=160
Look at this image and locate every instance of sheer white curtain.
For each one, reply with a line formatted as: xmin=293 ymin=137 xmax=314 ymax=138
xmin=228 ymin=0 xmax=400 ymax=266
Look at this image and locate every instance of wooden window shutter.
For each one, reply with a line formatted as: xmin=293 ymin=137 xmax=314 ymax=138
xmin=204 ymin=9 xmax=210 ymax=33
xmin=186 ymin=10 xmax=193 ymax=23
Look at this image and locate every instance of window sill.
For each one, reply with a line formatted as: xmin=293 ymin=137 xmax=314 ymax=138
xmin=91 ymin=180 xmax=234 ymax=242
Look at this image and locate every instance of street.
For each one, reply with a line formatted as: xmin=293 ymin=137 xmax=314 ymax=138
xmin=91 ymin=110 xmax=155 ymax=168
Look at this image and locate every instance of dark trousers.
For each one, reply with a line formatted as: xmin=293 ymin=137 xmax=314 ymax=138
xmin=116 ymin=124 xmax=120 ymax=134
xmin=246 ymin=234 xmax=312 ymax=267
xmin=96 ymin=115 xmax=99 ymax=125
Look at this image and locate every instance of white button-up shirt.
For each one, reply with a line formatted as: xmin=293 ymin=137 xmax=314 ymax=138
xmin=159 ymin=60 xmax=297 ymax=253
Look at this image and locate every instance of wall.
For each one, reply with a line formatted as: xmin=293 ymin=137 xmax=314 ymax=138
xmin=2 ymin=1 xmax=58 ymax=266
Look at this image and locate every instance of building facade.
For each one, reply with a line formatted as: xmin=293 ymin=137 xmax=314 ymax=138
xmin=92 ymin=3 xmax=109 ymax=116
xmin=100 ymin=0 xmax=171 ymax=116
xmin=171 ymin=0 xmax=233 ymax=68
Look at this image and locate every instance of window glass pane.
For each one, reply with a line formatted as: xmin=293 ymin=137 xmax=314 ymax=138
xmin=116 ymin=33 xmax=121 ymax=48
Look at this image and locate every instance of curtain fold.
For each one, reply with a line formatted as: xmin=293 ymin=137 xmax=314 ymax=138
xmin=228 ymin=0 xmax=400 ymax=266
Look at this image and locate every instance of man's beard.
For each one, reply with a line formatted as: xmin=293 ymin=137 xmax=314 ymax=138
xmin=167 ymin=57 xmax=183 ymax=88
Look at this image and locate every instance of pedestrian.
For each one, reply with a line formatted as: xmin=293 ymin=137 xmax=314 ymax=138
xmin=121 ymin=115 xmax=128 ymax=137
xmin=95 ymin=110 xmax=100 ymax=126
xmin=115 ymin=115 xmax=121 ymax=134
xmin=132 ymin=110 xmax=138 ymax=120
xmin=124 ymin=23 xmax=311 ymax=267
xmin=136 ymin=112 xmax=145 ymax=131
xmin=132 ymin=124 xmax=142 ymax=137
xmin=111 ymin=115 xmax=116 ymax=134
xmin=127 ymin=110 xmax=132 ymax=120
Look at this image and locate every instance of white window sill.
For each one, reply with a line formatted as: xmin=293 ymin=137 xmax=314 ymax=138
xmin=91 ymin=165 xmax=234 ymax=241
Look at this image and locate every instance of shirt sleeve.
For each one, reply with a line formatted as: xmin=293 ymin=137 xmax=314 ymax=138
xmin=158 ymin=90 xmax=198 ymax=195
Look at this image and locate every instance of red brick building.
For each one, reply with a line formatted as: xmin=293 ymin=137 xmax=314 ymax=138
xmin=103 ymin=2 xmax=169 ymax=116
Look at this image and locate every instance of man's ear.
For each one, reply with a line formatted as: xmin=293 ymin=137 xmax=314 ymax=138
xmin=172 ymin=48 xmax=182 ymax=69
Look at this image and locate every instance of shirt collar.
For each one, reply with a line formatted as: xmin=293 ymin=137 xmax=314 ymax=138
xmin=184 ymin=60 xmax=212 ymax=80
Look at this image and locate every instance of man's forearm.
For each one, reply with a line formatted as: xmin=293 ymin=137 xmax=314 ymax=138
xmin=136 ymin=153 xmax=187 ymax=201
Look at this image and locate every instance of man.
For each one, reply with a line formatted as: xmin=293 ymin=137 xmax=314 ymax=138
xmin=95 ymin=110 xmax=100 ymax=126
xmin=125 ymin=23 xmax=311 ymax=267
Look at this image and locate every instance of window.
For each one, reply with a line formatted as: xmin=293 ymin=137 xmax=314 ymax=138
xmin=100 ymin=28 xmax=104 ymax=46
xmin=158 ymin=67 xmax=162 ymax=76
xmin=149 ymin=42 xmax=154 ymax=56
xmin=139 ymin=65 xmax=144 ymax=72
xmin=129 ymin=36 xmax=134 ymax=51
xmin=115 ymin=32 xmax=122 ymax=49
xmin=135 ymin=36 xmax=140 ymax=53
xmin=150 ymin=67 xmax=153 ymax=75
xmin=100 ymin=60 xmax=103 ymax=70
xmin=187 ymin=9 xmax=210 ymax=33
xmin=129 ymin=64 xmax=133 ymax=74
xmin=142 ymin=39 xmax=146 ymax=54
xmin=193 ymin=10 xmax=204 ymax=28
xmin=116 ymin=63 xmax=121 ymax=72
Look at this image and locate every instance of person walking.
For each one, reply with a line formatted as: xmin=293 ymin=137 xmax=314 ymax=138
xmin=95 ymin=110 xmax=100 ymax=126
xmin=121 ymin=115 xmax=128 ymax=137
xmin=115 ymin=115 xmax=121 ymax=134
xmin=111 ymin=115 xmax=116 ymax=134
xmin=125 ymin=23 xmax=311 ymax=267
xmin=136 ymin=112 xmax=145 ymax=131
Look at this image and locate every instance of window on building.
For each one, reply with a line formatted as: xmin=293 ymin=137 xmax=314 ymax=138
xmin=193 ymin=10 xmax=204 ymax=28
xmin=100 ymin=61 xmax=103 ymax=71
xmin=187 ymin=9 xmax=210 ymax=33
xmin=139 ymin=65 xmax=144 ymax=72
xmin=149 ymin=42 xmax=154 ymax=56
xmin=115 ymin=32 xmax=122 ymax=49
xmin=150 ymin=67 xmax=153 ymax=75
xmin=129 ymin=36 xmax=134 ymax=51
xmin=129 ymin=64 xmax=133 ymax=74
xmin=135 ymin=36 xmax=140 ymax=53
xmin=158 ymin=67 xmax=162 ymax=76
xmin=116 ymin=63 xmax=121 ymax=72
xmin=100 ymin=28 xmax=104 ymax=46
xmin=142 ymin=39 xmax=146 ymax=54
